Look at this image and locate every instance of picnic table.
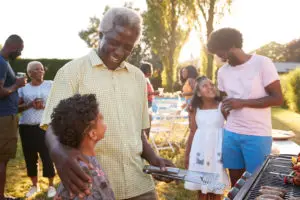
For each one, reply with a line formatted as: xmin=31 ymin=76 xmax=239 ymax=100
xmin=272 ymin=129 xmax=300 ymax=155
xmin=151 ymin=97 xmax=300 ymax=155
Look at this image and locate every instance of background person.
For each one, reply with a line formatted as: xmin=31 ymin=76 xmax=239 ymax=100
xmin=18 ymin=61 xmax=56 ymax=198
xmin=140 ymin=62 xmax=160 ymax=139
xmin=0 ymin=35 xmax=25 ymax=200
xmin=207 ymin=28 xmax=283 ymax=186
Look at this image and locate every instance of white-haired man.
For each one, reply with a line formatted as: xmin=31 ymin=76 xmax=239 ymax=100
xmin=41 ymin=7 xmax=174 ymax=200
xmin=0 ymin=34 xmax=25 ymax=200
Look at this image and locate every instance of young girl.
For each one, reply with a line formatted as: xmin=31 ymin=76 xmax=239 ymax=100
xmin=51 ymin=94 xmax=115 ymax=200
xmin=184 ymin=76 xmax=230 ymax=200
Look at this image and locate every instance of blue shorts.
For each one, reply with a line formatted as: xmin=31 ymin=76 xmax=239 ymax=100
xmin=222 ymin=129 xmax=272 ymax=173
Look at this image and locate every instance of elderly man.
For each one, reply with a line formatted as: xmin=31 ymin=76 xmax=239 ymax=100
xmin=207 ymin=28 xmax=283 ymax=186
xmin=0 ymin=35 xmax=26 ymax=200
xmin=41 ymin=8 xmax=173 ymax=200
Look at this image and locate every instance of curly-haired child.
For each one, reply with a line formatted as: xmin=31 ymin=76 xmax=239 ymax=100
xmin=51 ymin=94 xmax=115 ymax=200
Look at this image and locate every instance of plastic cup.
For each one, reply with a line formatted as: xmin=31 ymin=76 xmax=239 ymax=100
xmin=158 ymin=88 xmax=164 ymax=95
xmin=35 ymin=98 xmax=44 ymax=108
xmin=16 ymin=72 xmax=26 ymax=78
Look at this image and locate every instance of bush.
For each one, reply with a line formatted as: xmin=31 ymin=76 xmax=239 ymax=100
xmin=280 ymin=74 xmax=289 ymax=108
xmin=284 ymin=68 xmax=300 ymax=113
xmin=10 ymin=58 xmax=71 ymax=80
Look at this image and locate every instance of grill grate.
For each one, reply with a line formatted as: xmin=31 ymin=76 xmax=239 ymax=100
xmin=237 ymin=155 xmax=300 ymax=199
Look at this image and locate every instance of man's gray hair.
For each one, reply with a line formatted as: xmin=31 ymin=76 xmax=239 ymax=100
xmin=27 ymin=61 xmax=43 ymax=74
xmin=99 ymin=7 xmax=143 ymax=39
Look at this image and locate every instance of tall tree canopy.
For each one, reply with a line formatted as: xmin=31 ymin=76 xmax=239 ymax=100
xmin=193 ymin=0 xmax=232 ymax=79
xmin=143 ymin=0 xmax=195 ymax=91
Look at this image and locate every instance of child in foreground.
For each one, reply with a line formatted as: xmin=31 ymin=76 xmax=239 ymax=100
xmin=51 ymin=94 xmax=115 ymax=200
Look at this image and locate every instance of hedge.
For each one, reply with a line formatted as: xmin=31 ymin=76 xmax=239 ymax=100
xmin=281 ymin=68 xmax=300 ymax=113
xmin=10 ymin=58 xmax=71 ymax=80
xmin=10 ymin=58 xmax=165 ymax=90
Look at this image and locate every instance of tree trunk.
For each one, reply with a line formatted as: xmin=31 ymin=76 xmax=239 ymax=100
xmin=205 ymin=0 xmax=216 ymax=80
xmin=162 ymin=60 xmax=173 ymax=92
xmin=206 ymin=54 xmax=214 ymax=79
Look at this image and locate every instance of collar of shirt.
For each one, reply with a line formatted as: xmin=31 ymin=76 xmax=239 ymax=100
xmin=88 ymin=49 xmax=132 ymax=73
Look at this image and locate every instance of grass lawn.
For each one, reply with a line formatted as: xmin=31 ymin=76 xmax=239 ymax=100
xmin=4 ymin=107 xmax=300 ymax=199
xmin=271 ymin=107 xmax=300 ymax=144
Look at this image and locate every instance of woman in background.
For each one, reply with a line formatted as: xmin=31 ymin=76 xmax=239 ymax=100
xmin=18 ymin=61 xmax=56 ymax=198
xmin=181 ymin=65 xmax=199 ymax=108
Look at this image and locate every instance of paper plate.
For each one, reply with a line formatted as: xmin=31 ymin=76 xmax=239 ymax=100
xmin=272 ymin=129 xmax=296 ymax=140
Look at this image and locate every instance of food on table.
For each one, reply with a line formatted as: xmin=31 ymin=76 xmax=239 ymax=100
xmin=259 ymin=189 xmax=285 ymax=197
xmin=260 ymin=186 xmax=287 ymax=194
xmin=255 ymin=194 xmax=283 ymax=200
xmin=285 ymin=175 xmax=300 ymax=186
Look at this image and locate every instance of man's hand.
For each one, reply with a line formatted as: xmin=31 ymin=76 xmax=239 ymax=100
xmin=222 ymin=98 xmax=245 ymax=112
xmin=50 ymin=145 xmax=93 ymax=198
xmin=15 ymin=77 xmax=27 ymax=88
xmin=148 ymin=156 xmax=175 ymax=183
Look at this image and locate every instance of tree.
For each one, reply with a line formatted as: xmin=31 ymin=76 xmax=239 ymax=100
xmin=252 ymin=39 xmax=300 ymax=62
xmin=143 ymin=0 xmax=195 ymax=91
xmin=286 ymin=39 xmax=300 ymax=62
xmin=252 ymin=42 xmax=287 ymax=62
xmin=79 ymin=16 xmax=100 ymax=48
xmin=193 ymin=0 xmax=232 ymax=79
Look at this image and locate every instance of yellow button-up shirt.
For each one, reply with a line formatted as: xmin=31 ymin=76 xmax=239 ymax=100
xmin=41 ymin=50 xmax=154 ymax=199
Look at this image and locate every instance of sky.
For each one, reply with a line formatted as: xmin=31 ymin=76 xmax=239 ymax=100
xmin=0 ymin=0 xmax=299 ymax=62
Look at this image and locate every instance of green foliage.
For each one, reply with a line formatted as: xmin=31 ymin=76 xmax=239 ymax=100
xmin=193 ymin=0 xmax=232 ymax=79
xmin=253 ymin=42 xmax=288 ymax=62
xmin=148 ymin=52 xmax=163 ymax=90
xmin=280 ymin=74 xmax=289 ymax=108
xmin=284 ymin=68 xmax=300 ymax=113
xmin=78 ymin=16 xmax=100 ymax=48
xmin=144 ymin=0 xmax=195 ymax=91
xmin=286 ymin=38 xmax=300 ymax=62
xmin=253 ymin=38 xmax=300 ymax=62
xmin=10 ymin=58 xmax=71 ymax=80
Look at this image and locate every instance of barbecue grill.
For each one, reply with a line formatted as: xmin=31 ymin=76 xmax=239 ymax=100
xmin=234 ymin=154 xmax=300 ymax=200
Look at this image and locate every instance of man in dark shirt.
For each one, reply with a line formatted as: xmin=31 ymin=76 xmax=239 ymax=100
xmin=0 ymin=35 xmax=26 ymax=200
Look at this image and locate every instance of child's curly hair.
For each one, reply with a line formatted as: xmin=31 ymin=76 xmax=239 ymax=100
xmin=51 ymin=94 xmax=99 ymax=148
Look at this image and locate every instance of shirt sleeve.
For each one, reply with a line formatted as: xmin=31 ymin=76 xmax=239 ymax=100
xmin=217 ymin=68 xmax=225 ymax=92
xmin=0 ymin=61 xmax=8 ymax=81
xmin=141 ymin=77 xmax=150 ymax=129
xmin=40 ymin=66 xmax=78 ymax=129
xmin=261 ymin=57 xmax=279 ymax=87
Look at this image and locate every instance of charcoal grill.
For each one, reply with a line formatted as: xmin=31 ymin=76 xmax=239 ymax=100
xmin=234 ymin=154 xmax=300 ymax=200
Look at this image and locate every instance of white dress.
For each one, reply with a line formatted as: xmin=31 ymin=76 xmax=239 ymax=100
xmin=184 ymin=105 xmax=230 ymax=194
